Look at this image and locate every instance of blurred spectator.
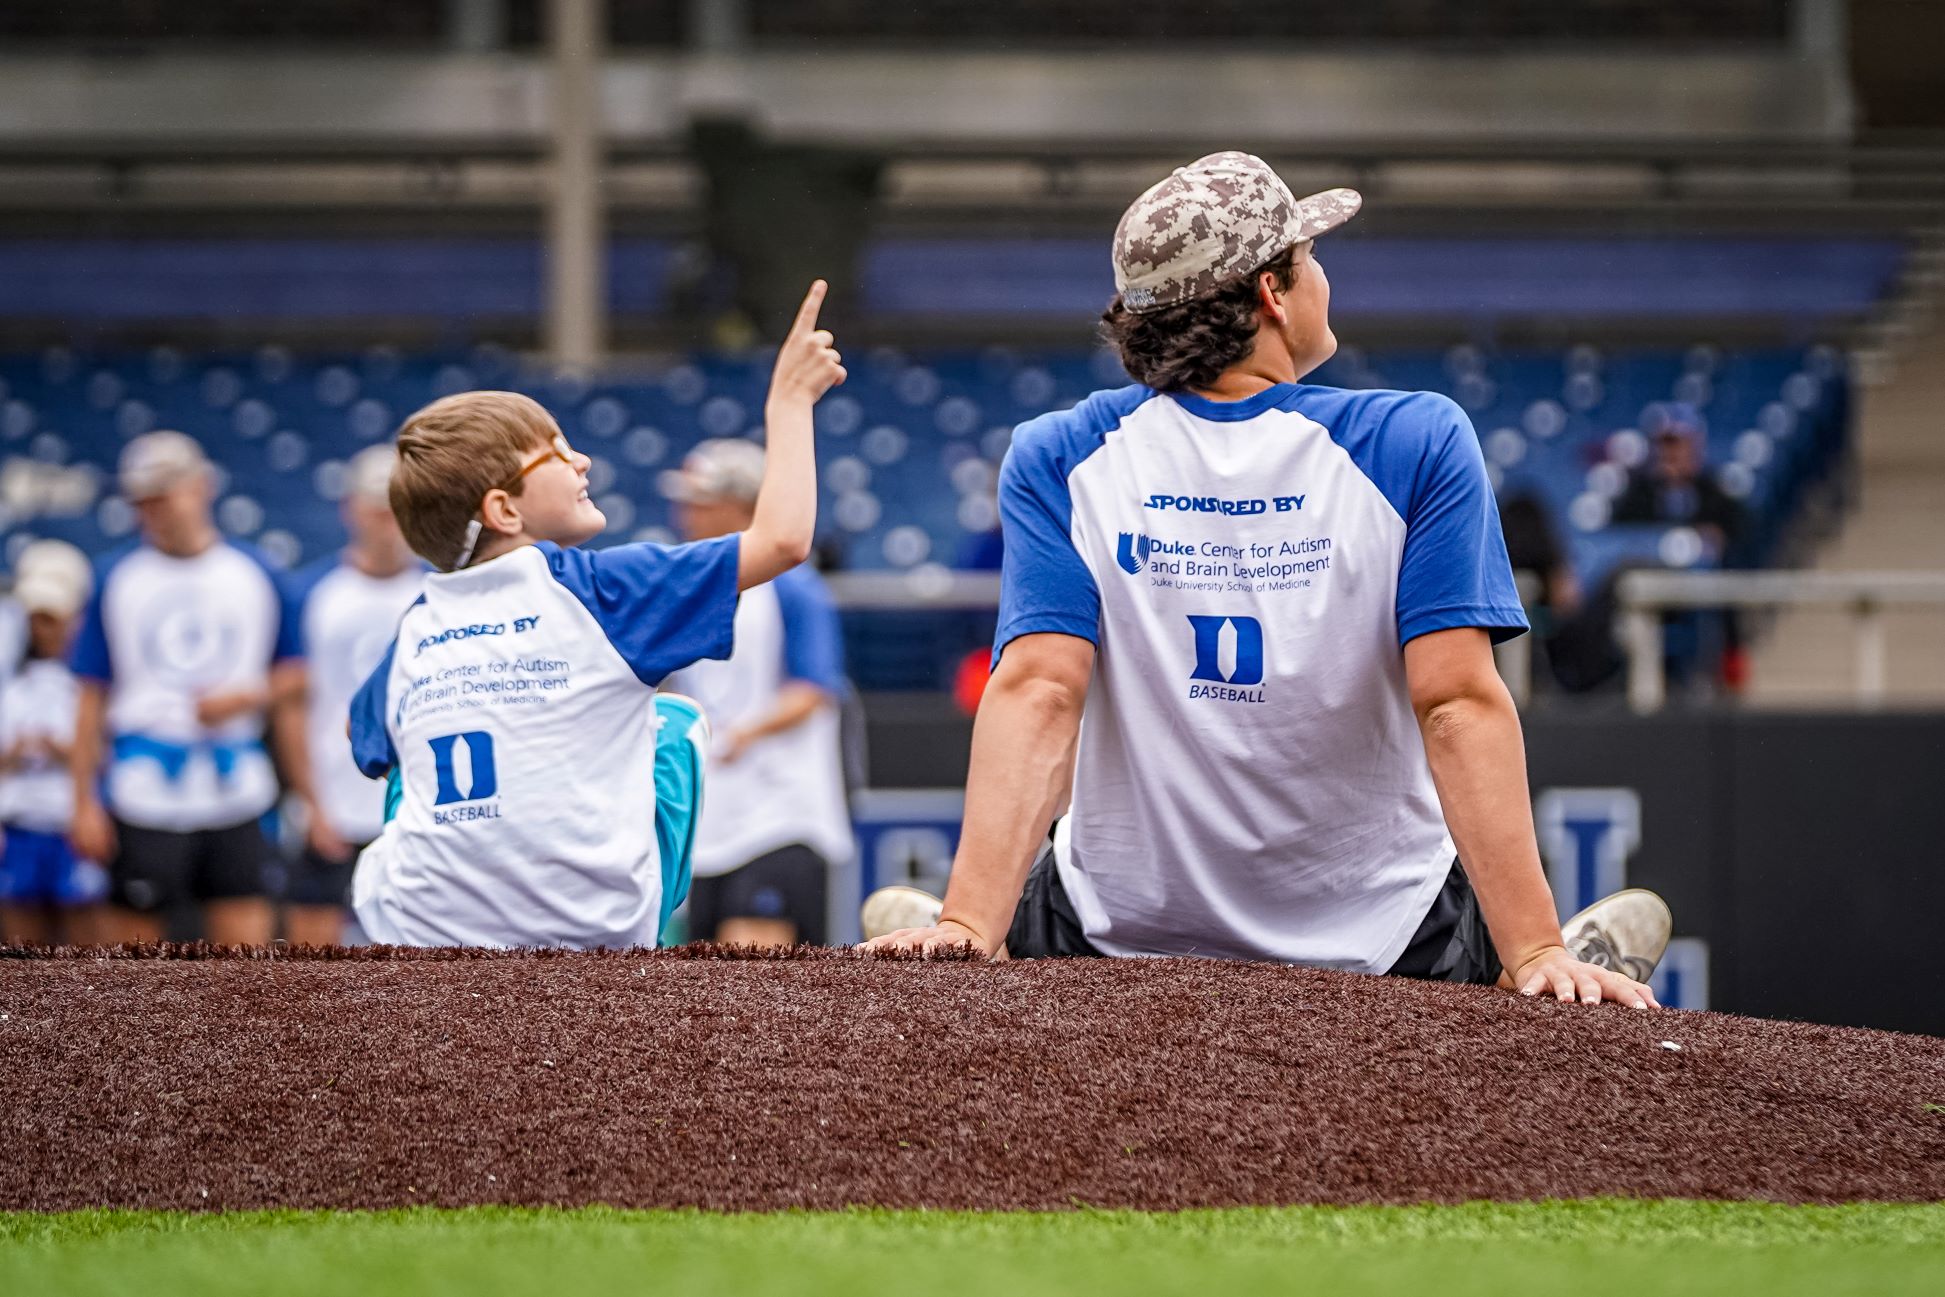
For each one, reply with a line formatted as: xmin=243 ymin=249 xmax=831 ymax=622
xmin=662 ymin=440 xmax=854 ymax=948
xmin=278 ymin=447 xmax=424 ymax=946
xmin=0 ymin=541 xmax=104 ymax=944
xmin=1611 ymin=408 xmax=1747 ymax=557
xmin=1610 ymin=407 xmax=1750 ymax=689
xmin=1497 ymin=492 xmax=1626 ymax=694
xmin=1498 ymin=493 xmax=1582 ymax=622
xmin=67 ymin=432 xmax=301 ymax=945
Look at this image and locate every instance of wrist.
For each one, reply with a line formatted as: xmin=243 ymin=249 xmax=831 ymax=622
xmin=1507 ymin=941 xmax=1568 ymax=974
xmin=935 ymin=913 xmax=996 ymax=952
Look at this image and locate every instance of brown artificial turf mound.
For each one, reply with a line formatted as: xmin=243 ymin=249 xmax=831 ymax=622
xmin=2 ymin=943 xmax=1942 ymax=1211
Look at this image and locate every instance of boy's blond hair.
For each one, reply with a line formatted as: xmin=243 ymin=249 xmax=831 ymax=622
xmin=390 ymin=391 xmax=558 ymax=570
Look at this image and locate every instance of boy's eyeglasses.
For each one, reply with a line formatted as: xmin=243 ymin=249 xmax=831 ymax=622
xmin=454 ymin=433 xmax=580 ymax=569
xmin=493 ymin=433 xmax=578 ymax=495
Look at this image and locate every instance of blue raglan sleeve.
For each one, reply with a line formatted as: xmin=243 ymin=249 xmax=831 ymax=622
xmin=349 ymin=638 xmax=400 ymax=777
xmin=282 ymin=558 xmax=338 ymax=658
xmin=233 ymin=541 xmax=308 ymax=663
xmin=69 ymin=577 xmax=113 ymax=684
xmin=1393 ymin=395 xmax=1530 ymax=646
xmin=543 ymin=536 xmax=741 ymax=684
xmin=774 ymin=566 xmax=845 ymax=695
xmin=274 ymin=574 xmax=304 ymax=662
xmin=993 ymin=419 xmax=1101 ymax=663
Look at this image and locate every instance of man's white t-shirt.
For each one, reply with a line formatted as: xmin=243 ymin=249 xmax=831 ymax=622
xmin=0 ymin=658 xmax=80 ymax=833
xmin=293 ymin=557 xmax=426 ymax=844
xmin=348 ymin=537 xmax=739 ymax=949
xmin=997 ymin=383 xmax=1527 ymax=973
xmin=70 ymin=540 xmax=301 ymax=832
xmin=667 ymin=565 xmax=853 ymax=878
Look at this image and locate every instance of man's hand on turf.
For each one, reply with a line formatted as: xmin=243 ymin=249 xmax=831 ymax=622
xmin=861 ymin=919 xmax=994 ymax=958
xmin=1510 ymin=944 xmax=1660 ymax=1009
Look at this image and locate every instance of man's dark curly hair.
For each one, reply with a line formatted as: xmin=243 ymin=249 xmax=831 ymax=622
xmin=1100 ymin=244 xmax=1302 ymax=393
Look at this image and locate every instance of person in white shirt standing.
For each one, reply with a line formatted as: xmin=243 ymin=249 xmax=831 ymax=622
xmin=662 ymin=439 xmax=854 ymax=947
xmin=0 ymin=541 xmax=104 ymax=944
xmin=277 ymin=446 xmax=425 ymax=945
xmin=864 ymin=153 xmax=1671 ymax=1006
xmin=68 ymin=431 xmax=301 ymax=946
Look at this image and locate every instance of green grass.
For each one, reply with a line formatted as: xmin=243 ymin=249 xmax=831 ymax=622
xmin=4 ymin=1201 xmax=1943 ymax=1296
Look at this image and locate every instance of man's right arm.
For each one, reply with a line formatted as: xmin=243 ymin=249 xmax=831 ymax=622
xmin=864 ymin=632 xmax=1093 ymax=955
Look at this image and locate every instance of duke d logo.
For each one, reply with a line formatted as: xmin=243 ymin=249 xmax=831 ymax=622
xmin=1187 ymin=615 xmax=1265 ymax=685
xmin=428 ymin=731 xmax=499 ymax=806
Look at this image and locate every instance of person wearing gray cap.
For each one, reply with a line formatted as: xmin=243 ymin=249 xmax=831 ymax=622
xmin=865 ymin=152 xmax=1672 ymax=1007
xmin=67 ymin=430 xmax=300 ymax=946
xmin=276 ymin=446 xmax=425 ymax=945
xmin=660 ymin=439 xmax=853 ymax=947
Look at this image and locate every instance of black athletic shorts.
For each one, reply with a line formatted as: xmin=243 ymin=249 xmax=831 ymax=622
xmin=686 ymin=842 xmax=828 ymax=945
xmin=1005 ymin=839 xmax=1502 ymax=986
xmin=284 ymin=840 xmax=369 ymax=908
xmin=110 ymin=817 xmax=271 ymax=913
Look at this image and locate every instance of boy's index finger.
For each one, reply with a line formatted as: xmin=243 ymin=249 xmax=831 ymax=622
xmin=788 ymin=280 xmax=828 ymax=338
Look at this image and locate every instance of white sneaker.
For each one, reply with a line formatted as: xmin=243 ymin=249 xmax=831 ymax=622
xmin=860 ymin=885 xmax=944 ymax=940
xmin=1563 ymin=888 xmax=1673 ymax=982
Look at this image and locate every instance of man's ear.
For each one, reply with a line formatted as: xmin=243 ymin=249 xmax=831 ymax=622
xmin=1258 ymin=271 xmax=1289 ymax=326
xmin=479 ymin=488 xmax=523 ymax=537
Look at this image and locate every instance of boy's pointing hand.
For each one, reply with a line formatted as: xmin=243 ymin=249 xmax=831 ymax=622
xmin=769 ymin=280 xmax=847 ymax=405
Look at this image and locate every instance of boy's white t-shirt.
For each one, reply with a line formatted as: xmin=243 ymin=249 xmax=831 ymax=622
xmin=997 ymin=382 xmax=1527 ymax=974
xmin=293 ymin=557 xmax=426 ymax=844
xmin=348 ymin=537 xmax=739 ymax=949
xmin=0 ymin=658 xmax=80 ymax=833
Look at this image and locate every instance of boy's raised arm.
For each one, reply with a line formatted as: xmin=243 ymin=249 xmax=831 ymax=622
xmin=739 ymin=280 xmax=847 ymax=592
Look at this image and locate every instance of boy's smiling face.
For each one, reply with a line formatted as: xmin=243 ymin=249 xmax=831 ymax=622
xmin=502 ymin=431 xmax=605 ymax=549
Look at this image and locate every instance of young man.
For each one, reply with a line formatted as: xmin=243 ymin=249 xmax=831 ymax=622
xmin=864 ymin=154 xmax=1671 ymax=1006
xmin=278 ymin=446 xmax=425 ymax=945
xmin=661 ymin=438 xmax=853 ymax=947
xmin=349 ymin=282 xmax=844 ymax=949
xmin=0 ymin=541 xmax=104 ymax=944
xmin=69 ymin=431 xmax=298 ymax=946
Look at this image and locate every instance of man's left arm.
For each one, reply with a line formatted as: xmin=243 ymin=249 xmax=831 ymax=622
xmin=1404 ymin=627 xmax=1658 ymax=1009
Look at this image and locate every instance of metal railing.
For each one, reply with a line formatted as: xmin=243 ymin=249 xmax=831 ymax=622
xmin=1617 ymin=569 xmax=1945 ymax=712
xmin=825 ymin=569 xmax=1002 ymax=611
xmin=825 ymin=566 xmax=1945 ymax=714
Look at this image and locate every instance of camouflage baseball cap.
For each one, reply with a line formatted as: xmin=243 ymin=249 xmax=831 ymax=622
xmin=1112 ymin=151 xmax=1361 ymax=313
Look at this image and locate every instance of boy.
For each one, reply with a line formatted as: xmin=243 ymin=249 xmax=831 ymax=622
xmin=350 ymin=282 xmax=844 ymax=948
xmin=0 ymin=541 xmax=104 ymax=944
